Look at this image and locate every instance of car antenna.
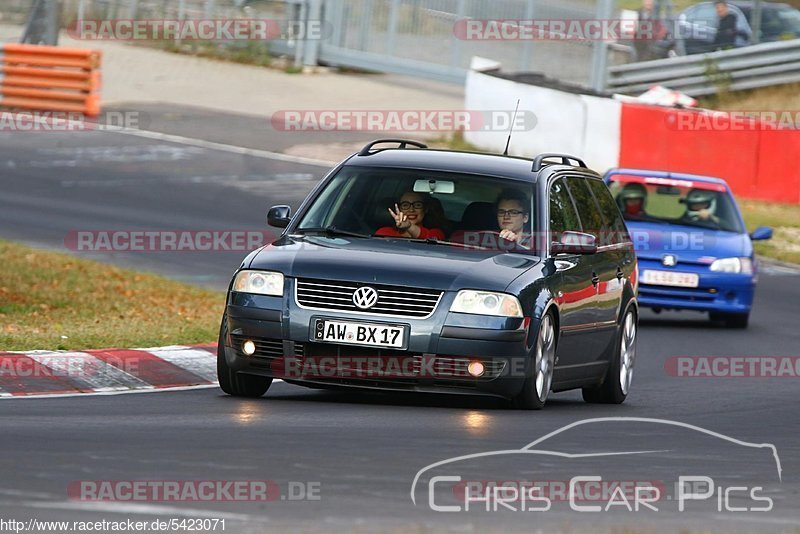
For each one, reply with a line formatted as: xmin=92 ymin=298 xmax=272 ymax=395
xmin=503 ymin=99 xmax=521 ymax=157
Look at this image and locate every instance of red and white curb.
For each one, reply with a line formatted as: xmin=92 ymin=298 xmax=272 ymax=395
xmin=0 ymin=344 xmax=220 ymax=398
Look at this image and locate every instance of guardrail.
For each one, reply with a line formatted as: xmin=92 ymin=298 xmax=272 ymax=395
xmin=0 ymin=43 xmax=102 ymax=116
xmin=607 ymin=39 xmax=800 ymax=97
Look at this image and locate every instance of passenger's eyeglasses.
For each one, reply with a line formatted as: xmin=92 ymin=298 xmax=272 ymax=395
xmin=497 ymin=209 xmax=525 ymax=217
xmin=399 ymin=201 xmax=425 ymax=210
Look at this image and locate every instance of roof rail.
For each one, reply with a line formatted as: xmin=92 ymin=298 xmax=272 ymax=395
xmin=358 ymin=139 xmax=428 ymax=156
xmin=532 ymin=153 xmax=587 ymax=172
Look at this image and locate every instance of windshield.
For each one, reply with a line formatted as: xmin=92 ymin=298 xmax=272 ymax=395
xmin=608 ymin=175 xmax=744 ymax=233
xmin=295 ymin=166 xmax=536 ymax=250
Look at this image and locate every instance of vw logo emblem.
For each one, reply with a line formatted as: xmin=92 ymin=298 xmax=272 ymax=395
xmin=352 ymin=286 xmax=378 ymax=309
xmin=662 ymin=254 xmax=677 ymax=267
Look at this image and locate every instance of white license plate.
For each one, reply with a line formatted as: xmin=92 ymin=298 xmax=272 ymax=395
xmin=313 ymin=319 xmax=407 ymax=349
xmin=641 ymin=270 xmax=700 ymax=288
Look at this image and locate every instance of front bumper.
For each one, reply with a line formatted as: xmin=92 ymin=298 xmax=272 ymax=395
xmin=223 ymin=281 xmax=532 ymax=399
xmin=637 ymin=259 xmax=756 ymax=314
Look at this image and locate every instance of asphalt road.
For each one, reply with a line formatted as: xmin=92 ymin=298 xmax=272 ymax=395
xmin=1 ymin=119 xmax=799 ymax=532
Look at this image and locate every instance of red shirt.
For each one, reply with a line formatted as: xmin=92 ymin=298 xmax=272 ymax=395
xmin=375 ymin=226 xmax=445 ymax=240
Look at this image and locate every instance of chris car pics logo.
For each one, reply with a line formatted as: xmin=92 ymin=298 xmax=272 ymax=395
xmin=411 ymin=417 xmax=781 ymax=513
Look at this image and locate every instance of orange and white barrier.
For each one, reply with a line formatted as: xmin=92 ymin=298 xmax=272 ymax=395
xmin=0 ymin=43 xmax=101 ymax=116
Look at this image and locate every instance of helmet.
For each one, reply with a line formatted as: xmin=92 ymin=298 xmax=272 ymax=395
xmin=684 ymin=189 xmax=717 ymax=218
xmin=617 ymin=183 xmax=648 ymax=215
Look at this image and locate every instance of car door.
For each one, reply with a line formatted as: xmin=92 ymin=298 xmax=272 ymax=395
xmin=548 ymin=177 xmax=598 ymax=374
xmin=585 ymin=177 xmax=630 ymax=346
xmin=564 ymin=176 xmax=620 ymax=356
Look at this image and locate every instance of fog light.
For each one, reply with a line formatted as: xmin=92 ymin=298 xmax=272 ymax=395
xmin=242 ymin=340 xmax=256 ymax=356
xmin=468 ymin=360 xmax=485 ymax=378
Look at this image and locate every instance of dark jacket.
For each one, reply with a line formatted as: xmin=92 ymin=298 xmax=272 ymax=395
xmin=714 ymin=12 xmax=742 ymax=46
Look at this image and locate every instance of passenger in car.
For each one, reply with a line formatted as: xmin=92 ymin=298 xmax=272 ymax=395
xmin=496 ymin=189 xmax=531 ymax=247
xmin=375 ymin=191 xmax=446 ymax=240
xmin=617 ymin=182 xmax=649 ymax=219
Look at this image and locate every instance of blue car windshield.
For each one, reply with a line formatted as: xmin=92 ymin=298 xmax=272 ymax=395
xmin=295 ymin=166 xmax=536 ymax=248
xmin=608 ymin=176 xmax=745 ymax=233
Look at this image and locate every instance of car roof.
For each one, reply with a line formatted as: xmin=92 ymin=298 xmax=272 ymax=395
xmin=606 ymin=167 xmax=730 ymax=188
xmin=728 ymin=1 xmax=791 ymax=10
xmin=343 ymin=148 xmax=590 ymax=182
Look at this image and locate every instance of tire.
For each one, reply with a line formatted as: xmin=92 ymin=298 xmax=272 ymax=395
xmin=582 ymin=306 xmax=637 ymax=405
xmin=513 ymin=312 xmax=556 ymax=410
xmin=217 ymin=316 xmax=272 ymax=398
xmin=710 ymin=312 xmax=749 ymax=329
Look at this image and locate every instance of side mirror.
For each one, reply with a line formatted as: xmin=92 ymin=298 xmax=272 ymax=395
xmin=551 ymin=231 xmax=598 ymax=255
xmin=750 ymin=226 xmax=773 ymax=241
xmin=267 ymin=205 xmax=292 ymax=228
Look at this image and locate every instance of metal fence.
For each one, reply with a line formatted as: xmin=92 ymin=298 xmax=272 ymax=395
xmin=308 ymin=0 xmax=612 ymax=88
xmin=12 ymin=0 xmax=797 ymax=95
xmin=1 ymin=0 xmax=616 ymax=90
xmin=607 ymin=38 xmax=800 ymax=97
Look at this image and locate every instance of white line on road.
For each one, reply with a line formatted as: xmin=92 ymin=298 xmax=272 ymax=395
xmin=103 ymin=125 xmax=337 ymax=167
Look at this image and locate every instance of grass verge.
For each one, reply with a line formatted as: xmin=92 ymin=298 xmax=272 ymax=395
xmin=0 ymin=240 xmax=224 ymax=352
xmin=738 ymin=198 xmax=800 ymax=265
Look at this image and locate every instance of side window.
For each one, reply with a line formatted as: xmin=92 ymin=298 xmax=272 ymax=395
xmin=565 ymin=177 xmax=605 ymax=240
xmin=586 ymin=178 xmax=630 ymax=245
xmin=687 ymin=3 xmax=717 ymax=27
xmin=549 ymin=179 xmax=581 ymax=240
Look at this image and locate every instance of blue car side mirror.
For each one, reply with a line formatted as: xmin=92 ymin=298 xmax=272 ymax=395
xmin=750 ymin=227 xmax=773 ymax=241
xmin=267 ymin=205 xmax=292 ymax=228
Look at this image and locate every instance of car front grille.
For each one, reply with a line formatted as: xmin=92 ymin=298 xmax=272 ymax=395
xmin=639 ymin=285 xmax=717 ymax=303
xmin=295 ymin=278 xmax=443 ymax=319
xmin=298 ymin=344 xmax=506 ymax=381
xmin=230 ymin=336 xmax=506 ymax=382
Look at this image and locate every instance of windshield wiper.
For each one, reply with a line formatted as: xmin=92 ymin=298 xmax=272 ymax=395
xmin=293 ymin=226 xmax=373 ymax=240
xmin=392 ymin=237 xmax=484 ymax=250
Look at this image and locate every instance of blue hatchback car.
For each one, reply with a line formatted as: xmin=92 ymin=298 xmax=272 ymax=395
xmin=605 ymin=169 xmax=772 ymax=328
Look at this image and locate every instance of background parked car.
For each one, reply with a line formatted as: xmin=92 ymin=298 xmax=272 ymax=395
xmin=677 ymin=1 xmax=800 ymax=55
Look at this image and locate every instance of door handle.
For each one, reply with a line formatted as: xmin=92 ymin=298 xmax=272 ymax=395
xmin=591 ymin=272 xmax=600 ymax=286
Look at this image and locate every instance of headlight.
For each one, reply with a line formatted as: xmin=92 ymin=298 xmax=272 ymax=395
xmin=450 ymin=290 xmax=523 ymax=317
xmin=232 ymin=270 xmax=285 ymax=296
xmin=709 ymin=257 xmax=753 ymax=275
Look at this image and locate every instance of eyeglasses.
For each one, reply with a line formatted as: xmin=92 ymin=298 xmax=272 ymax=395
xmin=497 ymin=209 xmax=526 ymax=217
xmin=398 ymin=201 xmax=425 ymax=210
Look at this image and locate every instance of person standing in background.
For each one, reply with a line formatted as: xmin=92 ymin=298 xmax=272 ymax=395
xmin=713 ymin=0 xmax=747 ymax=49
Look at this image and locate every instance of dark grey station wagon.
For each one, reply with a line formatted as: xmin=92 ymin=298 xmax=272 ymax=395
xmin=218 ymin=140 xmax=638 ymax=409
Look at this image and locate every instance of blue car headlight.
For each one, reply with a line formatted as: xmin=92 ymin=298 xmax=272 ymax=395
xmin=233 ymin=270 xmax=285 ymax=296
xmin=709 ymin=257 xmax=753 ymax=275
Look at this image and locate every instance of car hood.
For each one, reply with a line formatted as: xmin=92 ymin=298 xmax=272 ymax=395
xmin=247 ymin=236 xmax=540 ymax=292
xmin=625 ymin=220 xmax=752 ymax=263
